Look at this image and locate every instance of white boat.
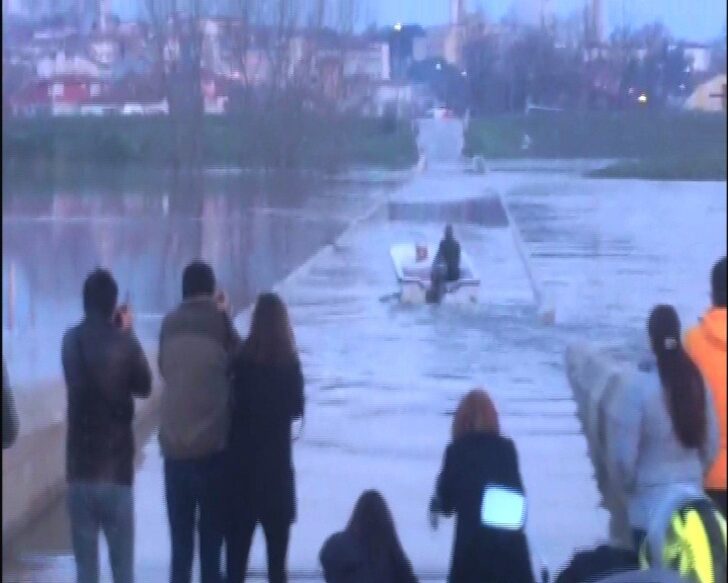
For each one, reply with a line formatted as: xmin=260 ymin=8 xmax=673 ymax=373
xmin=390 ymin=243 xmax=480 ymax=304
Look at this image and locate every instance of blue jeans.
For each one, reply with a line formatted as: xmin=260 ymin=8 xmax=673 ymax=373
xmin=164 ymin=452 xmax=226 ymax=583
xmin=67 ymin=482 xmax=134 ymax=583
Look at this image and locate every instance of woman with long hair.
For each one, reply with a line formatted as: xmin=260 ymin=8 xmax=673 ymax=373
xmin=609 ymin=304 xmax=719 ymax=550
xmin=226 ymin=293 xmax=304 ymax=583
xmin=319 ymin=490 xmax=419 ymax=583
xmin=430 ymin=389 xmax=535 ymax=583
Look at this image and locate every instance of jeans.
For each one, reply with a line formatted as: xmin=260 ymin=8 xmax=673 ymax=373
xmin=632 ymin=528 xmax=647 ymax=553
xmin=67 ymin=482 xmax=134 ymax=583
xmin=164 ymin=452 xmax=227 ymax=583
xmin=227 ymin=516 xmax=290 ymax=583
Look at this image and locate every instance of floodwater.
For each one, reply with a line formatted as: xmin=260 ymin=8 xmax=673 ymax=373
xmin=2 ymin=120 xmax=726 ymax=582
xmin=2 ymin=169 xmax=401 ymax=389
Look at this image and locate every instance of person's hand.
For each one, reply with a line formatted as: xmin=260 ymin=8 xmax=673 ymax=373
xmin=429 ymin=496 xmax=440 ymax=530
xmin=215 ymin=290 xmax=230 ymax=314
xmin=429 ymin=509 xmax=439 ymax=530
xmin=114 ymin=304 xmax=133 ymax=332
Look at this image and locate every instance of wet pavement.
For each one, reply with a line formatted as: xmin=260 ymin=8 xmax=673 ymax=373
xmin=3 ymin=119 xmax=726 ymax=582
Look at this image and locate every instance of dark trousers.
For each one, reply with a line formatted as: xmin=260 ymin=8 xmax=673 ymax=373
xmin=164 ymin=452 xmax=226 ymax=583
xmin=226 ymin=516 xmax=290 ymax=583
xmin=706 ymin=488 xmax=727 ymax=517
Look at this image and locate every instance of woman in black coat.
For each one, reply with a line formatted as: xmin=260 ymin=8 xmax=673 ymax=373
xmin=430 ymin=389 xmax=535 ymax=583
xmin=320 ymin=489 xmax=419 ymax=583
xmin=226 ymin=293 xmax=304 ymax=583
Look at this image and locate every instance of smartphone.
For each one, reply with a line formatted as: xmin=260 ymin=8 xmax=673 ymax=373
xmin=113 ymin=291 xmax=132 ymax=328
xmin=480 ymin=485 xmax=526 ymax=531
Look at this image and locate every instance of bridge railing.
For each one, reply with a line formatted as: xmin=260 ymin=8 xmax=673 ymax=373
xmin=564 ymin=342 xmax=633 ymax=549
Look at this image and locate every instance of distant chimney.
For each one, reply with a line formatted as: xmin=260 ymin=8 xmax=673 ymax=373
xmin=99 ymin=0 xmax=110 ymax=32
xmin=592 ymin=0 xmax=604 ymax=43
xmin=451 ymin=0 xmax=465 ymax=26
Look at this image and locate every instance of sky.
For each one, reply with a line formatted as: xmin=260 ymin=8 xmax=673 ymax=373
xmin=107 ymin=0 xmax=726 ymax=43
xmin=371 ymin=0 xmax=726 ymax=42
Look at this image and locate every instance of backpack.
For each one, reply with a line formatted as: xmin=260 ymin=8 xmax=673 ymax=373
xmin=639 ymin=496 xmax=726 ymax=583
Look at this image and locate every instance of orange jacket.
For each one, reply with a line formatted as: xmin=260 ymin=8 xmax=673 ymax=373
xmin=685 ymin=308 xmax=727 ymax=491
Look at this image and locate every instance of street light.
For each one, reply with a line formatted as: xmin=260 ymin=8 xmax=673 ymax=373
xmin=394 ymin=22 xmax=403 ymax=32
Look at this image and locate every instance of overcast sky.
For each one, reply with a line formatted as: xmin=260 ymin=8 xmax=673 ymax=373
xmin=113 ymin=0 xmax=725 ymax=42
xmin=369 ymin=0 xmax=725 ymax=42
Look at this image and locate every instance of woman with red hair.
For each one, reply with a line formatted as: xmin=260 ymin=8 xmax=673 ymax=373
xmin=430 ymin=389 xmax=535 ymax=583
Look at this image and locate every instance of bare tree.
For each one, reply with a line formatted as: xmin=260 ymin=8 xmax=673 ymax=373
xmin=146 ymin=0 xmax=206 ymax=167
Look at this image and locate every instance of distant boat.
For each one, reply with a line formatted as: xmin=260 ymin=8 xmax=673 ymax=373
xmin=390 ymin=243 xmax=480 ymax=304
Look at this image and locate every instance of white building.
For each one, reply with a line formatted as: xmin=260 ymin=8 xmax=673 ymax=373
xmin=684 ymin=74 xmax=726 ymax=112
xmin=684 ymin=44 xmax=712 ymax=73
xmin=344 ymin=42 xmax=390 ymax=82
xmin=37 ymin=53 xmax=100 ymax=79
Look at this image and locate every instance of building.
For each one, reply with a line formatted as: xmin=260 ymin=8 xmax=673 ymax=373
xmin=683 ymin=43 xmax=712 ymax=73
xmin=8 ymin=74 xmax=107 ymax=116
xmin=684 ymin=74 xmax=726 ymax=112
xmin=344 ymin=42 xmax=390 ymax=82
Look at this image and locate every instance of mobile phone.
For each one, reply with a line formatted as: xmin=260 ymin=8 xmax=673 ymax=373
xmin=480 ymin=485 xmax=526 ymax=531
xmin=113 ymin=291 xmax=132 ymax=327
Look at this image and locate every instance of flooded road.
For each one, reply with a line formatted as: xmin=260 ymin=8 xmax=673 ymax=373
xmin=3 ymin=120 xmax=726 ymax=582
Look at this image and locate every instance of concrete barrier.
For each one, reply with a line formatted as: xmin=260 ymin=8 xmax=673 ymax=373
xmin=2 ymin=365 xmax=161 ymax=546
xmin=564 ymin=342 xmax=633 ymax=549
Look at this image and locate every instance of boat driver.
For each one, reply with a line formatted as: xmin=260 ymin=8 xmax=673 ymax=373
xmin=429 ymin=225 xmax=461 ymax=302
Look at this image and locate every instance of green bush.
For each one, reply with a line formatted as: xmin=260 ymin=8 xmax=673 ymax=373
xmin=3 ymin=114 xmax=418 ymax=172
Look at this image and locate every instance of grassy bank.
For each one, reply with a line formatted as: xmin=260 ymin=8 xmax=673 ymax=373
xmin=2 ymin=114 xmax=418 ymax=172
xmin=465 ymin=111 xmax=726 ymax=180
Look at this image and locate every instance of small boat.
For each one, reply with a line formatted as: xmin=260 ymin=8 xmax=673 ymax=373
xmin=390 ymin=243 xmax=480 ymax=304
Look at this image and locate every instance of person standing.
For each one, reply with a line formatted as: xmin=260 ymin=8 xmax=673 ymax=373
xmin=62 ymin=268 xmax=152 ymax=583
xmin=429 ymin=225 xmax=461 ymax=303
xmin=609 ymin=305 xmax=719 ymax=550
xmin=429 ymin=389 xmax=535 ymax=583
xmin=319 ymin=490 xmax=419 ymax=583
xmin=3 ymin=358 xmax=19 ymax=449
xmin=158 ymin=261 xmax=240 ymax=583
xmin=226 ymin=293 xmax=304 ymax=583
xmin=685 ymin=257 xmax=726 ymax=515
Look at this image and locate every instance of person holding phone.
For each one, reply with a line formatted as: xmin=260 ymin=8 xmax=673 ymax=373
xmin=158 ymin=261 xmax=240 ymax=583
xmin=61 ymin=268 xmax=152 ymax=583
xmin=429 ymin=389 xmax=534 ymax=583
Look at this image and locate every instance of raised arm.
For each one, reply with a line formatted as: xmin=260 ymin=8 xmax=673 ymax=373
xmin=127 ymin=334 xmax=152 ymax=399
xmin=699 ymin=387 xmax=720 ymax=473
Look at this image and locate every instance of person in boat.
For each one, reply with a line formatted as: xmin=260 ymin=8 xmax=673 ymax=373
xmin=429 ymin=225 xmax=461 ymax=303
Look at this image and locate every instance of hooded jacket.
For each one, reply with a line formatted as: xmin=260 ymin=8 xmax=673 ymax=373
xmin=685 ymin=308 xmax=726 ymax=491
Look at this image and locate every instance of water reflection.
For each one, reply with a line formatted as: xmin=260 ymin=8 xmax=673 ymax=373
xmin=2 ymin=168 xmax=395 ymax=389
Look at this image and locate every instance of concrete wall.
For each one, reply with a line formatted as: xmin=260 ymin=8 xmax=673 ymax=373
xmin=564 ymin=342 xmax=633 ymax=549
xmin=2 ymin=371 xmax=161 ymax=545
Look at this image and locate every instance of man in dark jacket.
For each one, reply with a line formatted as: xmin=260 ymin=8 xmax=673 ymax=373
xmin=3 ymin=358 xmax=19 ymax=449
xmin=158 ymin=261 xmax=240 ymax=583
xmin=62 ymin=268 xmax=152 ymax=583
xmin=429 ymin=225 xmax=461 ymax=303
